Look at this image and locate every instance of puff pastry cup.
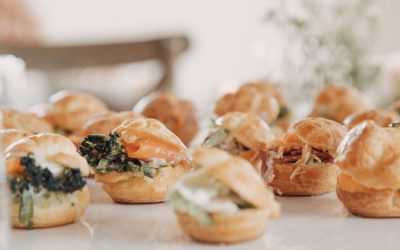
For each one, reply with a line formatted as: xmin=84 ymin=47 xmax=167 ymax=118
xmin=336 ymin=121 xmax=400 ymax=217
xmin=79 ymin=117 xmax=191 ymax=203
xmin=134 ymin=92 xmax=199 ymax=146
xmin=260 ymin=117 xmax=346 ymax=195
xmin=168 ymin=148 xmax=280 ymax=244
xmin=202 ymin=112 xmax=276 ymax=172
xmin=309 ymin=85 xmax=372 ymax=123
xmin=5 ymin=133 xmax=90 ymax=229
xmin=0 ymin=108 xmax=53 ymax=133
xmin=343 ymin=109 xmax=399 ymax=129
xmin=30 ymin=90 xmax=109 ymax=142
xmin=215 ymin=82 xmax=291 ymax=130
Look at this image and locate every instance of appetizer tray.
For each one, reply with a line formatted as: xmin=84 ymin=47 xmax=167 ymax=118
xmin=6 ymin=179 xmax=399 ymax=250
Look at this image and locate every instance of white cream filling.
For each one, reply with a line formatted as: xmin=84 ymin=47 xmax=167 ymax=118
xmin=33 ymin=152 xmax=63 ymax=176
xmin=174 ymin=170 xmax=238 ymax=213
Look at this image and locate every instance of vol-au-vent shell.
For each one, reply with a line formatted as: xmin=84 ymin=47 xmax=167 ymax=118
xmin=336 ymin=121 xmax=400 ymax=190
xmin=283 ymin=117 xmax=346 ymax=157
xmin=216 ymin=112 xmax=276 ymax=150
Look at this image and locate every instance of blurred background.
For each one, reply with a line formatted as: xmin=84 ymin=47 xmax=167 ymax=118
xmin=1 ymin=0 xmax=400 ymax=115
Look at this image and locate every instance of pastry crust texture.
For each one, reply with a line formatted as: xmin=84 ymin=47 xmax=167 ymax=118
xmin=136 ymin=92 xmax=199 ymax=145
xmin=176 ymin=148 xmax=280 ymax=243
xmin=336 ymin=121 xmax=400 ymax=217
xmin=83 ymin=111 xmax=141 ymax=137
xmin=269 ymin=163 xmax=337 ymax=195
xmin=96 ymin=118 xmax=189 ymax=203
xmin=343 ymin=109 xmax=399 ymax=129
xmin=96 ymin=165 xmax=186 ymax=203
xmin=176 ymin=208 xmax=270 ymax=244
xmin=5 ymin=133 xmax=90 ymax=176
xmin=282 ymin=117 xmax=346 ymax=157
xmin=217 ymin=112 xmax=276 ymax=150
xmin=0 ymin=108 xmax=53 ymax=133
xmin=11 ymin=186 xmax=90 ymax=229
xmin=309 ymin=85 xmax=372 ymax=123
xmin=336 ymin=173 xmax=400 ymax=217
xmin=0 ymin=128 xmax=32 ymax=154
xmin=215 ymin=83 xmax=281 ymax=124
xmin=6 ymin=133 xmax=90 ymax=228
xmin=113 ymin=117 xmax=187 ymax=154
xmin=37 ymin=90 xmax=109 ymax=132
xmin=265 ymin=117 xmax=346 ymax=195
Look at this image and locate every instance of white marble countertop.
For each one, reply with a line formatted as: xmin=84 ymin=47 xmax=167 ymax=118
xmin=3 ymin=180 xmax=400 ymax=250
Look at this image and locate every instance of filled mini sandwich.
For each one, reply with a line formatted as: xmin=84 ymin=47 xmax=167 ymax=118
xmin=0 ymin=108 xmax=53 ymax=133
xmin=82 ymin=111 xmax=141 ymax=137
xmin=168 ymin=148 xmax=280 ymax=244
xmin=260 ymin=117 xmax=346 ymax=195
xmin=202 ymin=112 xmax=276 ymax=171
xmin=336 ymin=121 xmax=400 ymax=217
xmin=5 ymin=133 xmax=90 ymax=229
xmin=309 ymin=84 xmax=372 ymax=123
xmin=343 ymin=109 xmax=399 ymax=129
xmin=30 ymin=90 xmax=109 ymax=145
xmin=215 ymin=82 xmax=282 ymax=126
xmin=79 ymin=117 xmax=191 ymax=203
xmin=134 ymin=92 xmax=199 ymax=145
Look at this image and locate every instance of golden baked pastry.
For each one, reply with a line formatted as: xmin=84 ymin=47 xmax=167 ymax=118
xmin=215 ymin=82 xmax=286 ymax=126
xmin=82 ymin=111 xmax=141 ymax=137
xmin=0 ymin=128 xmax=32 ymax=154
xmin=135 ymin=92 xmax=199 ymax=145
xmin=79 ymin=117 xmax=191 ymax=203
xmin=168 ymin=148 xmax=280 ymax=244
xmin=0 ymin=108 xmax=53 ymax=133
xmin=5 ymin=133 xmax=90 ymax=228
xmin=389 ymin=99 xmax=400 ymax=115
xmin=343 ymin=109 xmax=399 ymax=129
xmin=309 ymin=85 xmax=372 ymax=123
xmin=32 ymin=90 xmax=109 ymax=135
xmin=260 ymin=117 xmax=346 ymax=195
xmin=202 ymin=112 xmax=276 ymax=172
xmin=336 ymin=121 xmax=400 ymax=217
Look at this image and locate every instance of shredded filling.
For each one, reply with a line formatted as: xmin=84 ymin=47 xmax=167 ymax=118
xmin=202 ymin=128 xmax=250 ymax=156
xmin=260 ymin=146 xmax=334 ymax=180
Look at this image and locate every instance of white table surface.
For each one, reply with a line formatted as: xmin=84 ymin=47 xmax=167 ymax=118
xmin=4 ymin=179 xmax=400 ymax=250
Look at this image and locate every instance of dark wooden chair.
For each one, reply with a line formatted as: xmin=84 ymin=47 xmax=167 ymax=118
xmin=0 ymin=35 xmax=189 ymax=91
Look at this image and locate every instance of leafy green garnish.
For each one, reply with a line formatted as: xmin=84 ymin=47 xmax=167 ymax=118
xmin=202 ymin=128 xmax=229 ymax=148
xmin=79 ymin=132 xmax=164 ymax=178
xmin=277 ymin=106 xmax=289 ymax=119
xmin=389 ymin=122 xmax=400 ymax=128
xmin=168 ymin=191 xmax=213 ymax=226
xmin=9 ymin=155 xmax=86 ymax=197
xmin=19 ymin=192 xmax=34 ymax=229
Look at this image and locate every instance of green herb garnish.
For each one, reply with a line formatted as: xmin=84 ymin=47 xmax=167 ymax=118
xmin=19 ymin=192 xmax=34 ymax=229
xmin=202 ymin=129 xmax=229 ymax=148
xmin=277 ymin=106 xmax=289 ymax=119
xmin=79 ymin=132 xmax=165 ymax=177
